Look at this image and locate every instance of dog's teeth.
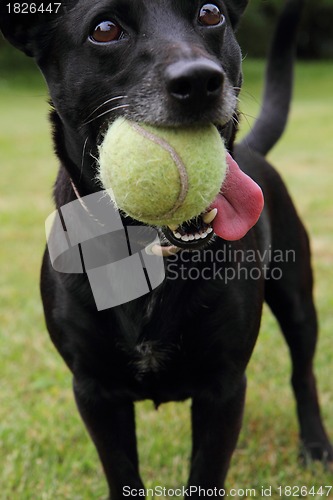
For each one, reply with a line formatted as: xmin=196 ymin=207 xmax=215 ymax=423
xmin=194 ymin=233 xmax=201 ymax=240
xmin=200 ymin=232 xmax=208 ymax=239
xmin=168 ymin=224 xmax=179 ymax=231
xmin=203 ymin=208 xmax=218 ymax=224
xmin=207 ymin=227 xmax=213 ymax=234
xmin=181 ymin=235 xmax=190 ymax=242
xmin=173 ymin=232 xmax=182 ymax=239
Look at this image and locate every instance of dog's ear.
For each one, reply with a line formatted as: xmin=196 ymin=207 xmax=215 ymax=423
xmin=225 ymin=0 xmax=249 ymax=29
xmin=0 ymin=2 xmax=58 ymax=58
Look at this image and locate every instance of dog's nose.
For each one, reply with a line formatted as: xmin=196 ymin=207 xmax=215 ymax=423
xmin=165 ymin=59 xmax=224 ymax=103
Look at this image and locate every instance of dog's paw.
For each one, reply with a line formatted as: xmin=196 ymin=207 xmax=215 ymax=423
xmin=299 ymin=440 xmax=333 ymax=469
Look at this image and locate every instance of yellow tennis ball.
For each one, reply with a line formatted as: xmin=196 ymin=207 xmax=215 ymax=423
xmin=98 ymin=118 xmax=227 ymax=227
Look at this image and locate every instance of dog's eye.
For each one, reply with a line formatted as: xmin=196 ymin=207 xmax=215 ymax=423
xmin=90 ymin=21 xmax=123 ymax=43
xmin=199 ymin=4 xmax=224 ymax=26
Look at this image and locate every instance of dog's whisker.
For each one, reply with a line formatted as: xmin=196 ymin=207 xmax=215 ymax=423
xmin=239 ymin=111 xmax=258 ymax=121
xmin=230 ymin=114 xmax=240 ymax=127
xmin=239 ymin=113 xmax=250 ymax=126
xmin=79 ymin=136 xmax=89 ymax=183
xmin=238 ymin=111 xmax=257 ymax=132
xmin=80 ymin=104 xmax=130 ymax=127
xmin=238 ymin=89 xmax=261 ymax=105
xmin=83 ymin=96 xmax=128 ymax=123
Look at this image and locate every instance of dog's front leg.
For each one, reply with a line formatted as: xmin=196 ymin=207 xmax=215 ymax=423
xmin=73 ymin=379 xmax=144 ymax=500
xmin=188 ymin=377 xmax=246 ymax=497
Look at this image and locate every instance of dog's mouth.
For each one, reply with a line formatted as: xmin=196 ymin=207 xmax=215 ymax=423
xmin=150 ymin=153 xmax=264 ymax=256
xmin=162 ymin=210 xmax=216 ymax=249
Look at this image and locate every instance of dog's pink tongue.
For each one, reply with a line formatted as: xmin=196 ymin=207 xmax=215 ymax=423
xmin=210 ymin=153 xmax=264 ymax=241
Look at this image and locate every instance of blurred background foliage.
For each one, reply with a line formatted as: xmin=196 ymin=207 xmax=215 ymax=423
xmin=238 ymin=0 xmax=333 ymax=59
xmin=1 ymin=0 xmax=333 ymax=70
xmin=0 ymin=0 xmax=333 ymax=67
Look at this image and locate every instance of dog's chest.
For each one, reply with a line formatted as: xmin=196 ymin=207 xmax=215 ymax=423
xmin=107 ymin=293 xmax=202 ymax=401
xmin=129 ymin=339 xmax=191 ymax=401
xmin=132 ymin=340 xmax=178 ymax=377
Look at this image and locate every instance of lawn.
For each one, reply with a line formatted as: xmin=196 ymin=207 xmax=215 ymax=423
xmin=0 ymin=59 xmax=332 ymax=499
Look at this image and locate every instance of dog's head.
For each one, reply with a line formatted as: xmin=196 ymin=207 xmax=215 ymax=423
xmin=1 ymin=0 xmax=254 ymax=250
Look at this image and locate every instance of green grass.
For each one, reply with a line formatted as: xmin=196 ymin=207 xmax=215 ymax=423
xmin=0 ymin=60 xmax=332 ymax=499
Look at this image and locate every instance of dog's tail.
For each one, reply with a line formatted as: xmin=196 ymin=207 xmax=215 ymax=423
xmin=240 ymin=0 xmax=305 ymax=156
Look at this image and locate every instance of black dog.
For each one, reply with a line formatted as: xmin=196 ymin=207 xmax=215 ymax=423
xmin=1 ymin=0 xmax=332 ymax=497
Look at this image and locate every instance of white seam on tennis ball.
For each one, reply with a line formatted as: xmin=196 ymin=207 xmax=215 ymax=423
xmin=129 ymin=122 xmax=189 ymax=219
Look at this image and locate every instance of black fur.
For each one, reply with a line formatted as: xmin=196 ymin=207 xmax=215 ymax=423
xmin=1 ymin=0 xmax=332 ymax=497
